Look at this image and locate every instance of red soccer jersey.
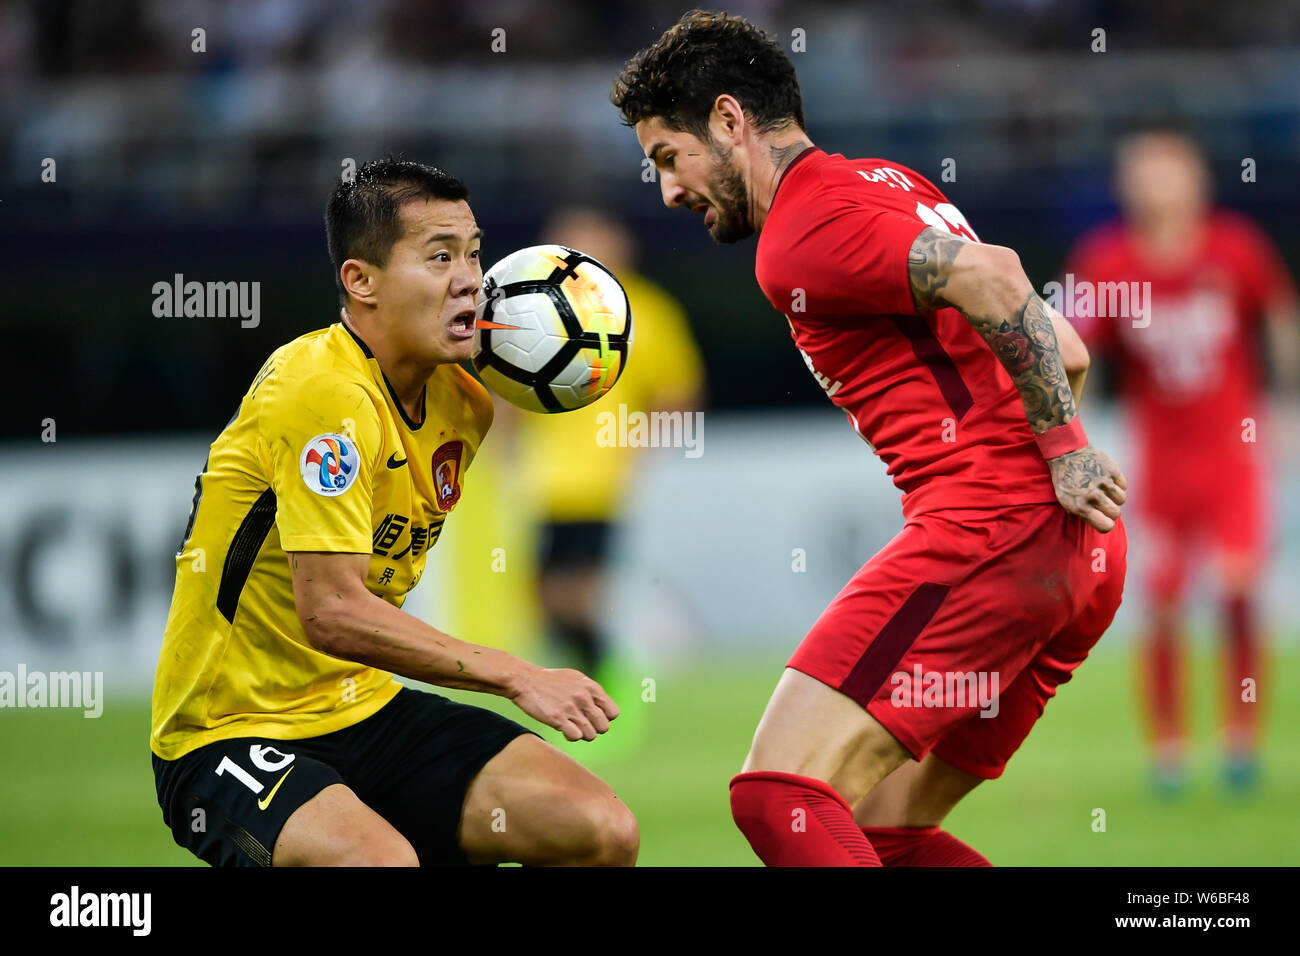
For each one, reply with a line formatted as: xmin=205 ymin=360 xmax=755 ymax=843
xmin=755 ymin=147 xmax=1058 ymax=518
xmin=1065 ymin=210 xmax=1294 ymax=474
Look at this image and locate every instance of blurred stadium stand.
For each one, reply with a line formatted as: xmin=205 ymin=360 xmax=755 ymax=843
xmin=3 ymin=0 xmax=1300 ymax=437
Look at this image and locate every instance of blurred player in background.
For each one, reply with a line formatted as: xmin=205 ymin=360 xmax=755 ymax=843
xmin=516 ymin=208 xmax=705 ymax=679
xmin=1065 ymin=125 xmax=1300 ymax=794
xmin=615 ymin=11 xmax=1128 ymax=866
xmin=151 ymin=159 xmax=637 ymax=867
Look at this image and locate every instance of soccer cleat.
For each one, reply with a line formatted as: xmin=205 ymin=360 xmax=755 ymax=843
xmin=1222 ymin=753 xmax=1260 ymax=795
xmin=1149 ymin=761 xmax=1189 ymax=799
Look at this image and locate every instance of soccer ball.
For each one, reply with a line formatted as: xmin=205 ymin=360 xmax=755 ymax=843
xmin=472 ymin=244 xmax=632 ymax=413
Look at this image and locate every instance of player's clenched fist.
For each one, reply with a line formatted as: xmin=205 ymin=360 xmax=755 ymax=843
xmin=1046 ymin=444 xmax=1128 ymax=532
xmin=507 ymin=665 xmax=620 ymax=741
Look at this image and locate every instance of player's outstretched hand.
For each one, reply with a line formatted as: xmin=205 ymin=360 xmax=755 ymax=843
xmin=1047 ymin=444 xmax=1128 ymax=532
xmin=507 ymin=665 xmax=620 ymax=741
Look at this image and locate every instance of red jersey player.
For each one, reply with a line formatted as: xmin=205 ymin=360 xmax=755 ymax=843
xmin=1066 ymin=126 xmax=1300 ymax=794
xmin=614 ymin=10 xmax=1129 ymax=867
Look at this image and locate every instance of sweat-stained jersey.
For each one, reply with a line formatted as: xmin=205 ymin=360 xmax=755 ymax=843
xmin=755 ymin=148 xmax=1058 ymax=518
xmin=151 ymin=321 xmax=493 ymax=761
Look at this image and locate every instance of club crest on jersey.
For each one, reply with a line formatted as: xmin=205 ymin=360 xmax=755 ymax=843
xmin=300 ymin=433 xmax=358 ymax=496
xmin=431 ymin=440 xmax=463 ymax=511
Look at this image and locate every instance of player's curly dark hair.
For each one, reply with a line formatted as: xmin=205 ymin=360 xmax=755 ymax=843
xmin=611 ymin=9 xmax=805 ymax=139
xmin=325 ymin=156 xmax=469 ymax=303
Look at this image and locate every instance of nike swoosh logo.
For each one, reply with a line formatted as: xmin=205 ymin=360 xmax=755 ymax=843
xmin=257 ymin=767 xmax=294 ymax=811
xmin=387 ymin=453 xmax=408 ymax=469
xmin=475 ymin=320 xmax=522 ymax=330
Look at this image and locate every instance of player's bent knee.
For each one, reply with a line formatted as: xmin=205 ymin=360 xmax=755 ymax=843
xmin=337 ymin=833 xmax=420 ymax=867
xmin=567 ymin=790 xmax=639 ymax=866
xmin=277 ymin=822 xmax=418 ymax=867
xmin=461 ymin=736 xmax=638 ymax=866
xmin=742 ymin=687 xmax=910 ymax=807
xmin=613 ymin=802 xmax=641 ymax=865
xmin=274 ymin=783 xmax=418 ymax=867
xmin=598 ymin=803 xmax=640 ymax=867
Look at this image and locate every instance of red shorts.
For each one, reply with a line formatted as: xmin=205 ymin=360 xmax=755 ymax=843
xmin=1139 ymin=459 xmax=1264 ymax=602
xmin=788 ymin=504 xmax=1128 ymax=779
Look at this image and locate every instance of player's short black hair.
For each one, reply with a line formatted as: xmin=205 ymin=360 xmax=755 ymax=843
xmin=326 ymin=157 xmax=469 ymax=303
xmin=611 ymin=9 xmax=805 ymax=139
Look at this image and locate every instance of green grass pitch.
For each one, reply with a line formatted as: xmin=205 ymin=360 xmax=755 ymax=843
xmin=1 ymin=641 xmax=1295 ymax=866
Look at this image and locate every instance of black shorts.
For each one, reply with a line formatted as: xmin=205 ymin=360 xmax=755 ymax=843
xmin=152 ymin=687 xmax=537 ymax=867
xmin=538 ymin=520 xmax=613 ymax=571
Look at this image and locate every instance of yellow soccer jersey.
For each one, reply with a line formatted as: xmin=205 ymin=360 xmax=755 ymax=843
xmin=151 ymin=321 xmax=493 ymax=760
xmin=516 ymin=272 xmax=704 ymax=521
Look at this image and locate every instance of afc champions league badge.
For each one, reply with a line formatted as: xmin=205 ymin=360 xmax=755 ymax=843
xmin=431 ymin=440 xmax=463 ymax=512
xmin=300 ymin=433 xmax=359 ymax=496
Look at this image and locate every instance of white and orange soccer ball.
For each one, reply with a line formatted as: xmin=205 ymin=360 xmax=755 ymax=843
xmin=472 ymin=244 xmax=632 ymax=413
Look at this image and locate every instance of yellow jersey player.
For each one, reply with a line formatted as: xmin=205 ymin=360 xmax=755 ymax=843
xmin=518 ymin=208 xmax=705 ymax=676
xmin=150 ymin=158 xmax=638 ymax=867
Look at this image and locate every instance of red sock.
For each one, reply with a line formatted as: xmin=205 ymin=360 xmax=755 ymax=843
xmin=730 ymin=771 xmax=881 ymax=866
xmin=1224 ymin=595 xmax=1260 ymax=753
xmin=1145 ymin=615 xmax=1183 ymax=753
xmin=859 ymin=825 xmax=992 ymax=866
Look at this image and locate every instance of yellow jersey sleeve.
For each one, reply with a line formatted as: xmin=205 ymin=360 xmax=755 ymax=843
xmin=257 ymin=371 xmax=384 ymax=553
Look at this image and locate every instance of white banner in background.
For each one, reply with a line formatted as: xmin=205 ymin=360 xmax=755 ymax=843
xmin=0 ymin=438 xmax=211 ymax=693
xmin=1 ymin=406 xmax=1296 ymax=691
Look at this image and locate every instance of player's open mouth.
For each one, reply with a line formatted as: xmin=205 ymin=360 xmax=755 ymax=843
xmin=447 ymin=310 xmax=476 ymax=340
xmin=691 ymin=201 xmax=716 ymax=227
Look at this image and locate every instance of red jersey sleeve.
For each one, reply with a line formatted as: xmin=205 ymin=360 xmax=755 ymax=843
xmin=770 ymin=196 xmax=928 ymax=319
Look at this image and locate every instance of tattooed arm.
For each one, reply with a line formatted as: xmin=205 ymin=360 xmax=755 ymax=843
xmin=1052 ymin=309 xmax=1090 ymax=408
xmin=906 ymin=226 xmax=1127 ymax=532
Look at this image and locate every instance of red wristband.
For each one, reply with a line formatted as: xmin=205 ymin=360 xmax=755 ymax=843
xmin=1034 ymin=417 xmax=1088 ymax=460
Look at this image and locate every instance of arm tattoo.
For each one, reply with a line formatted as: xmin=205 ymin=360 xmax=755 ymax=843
xmin=907 ymin=227 xmax=1076 ymax=432
xmin=907 ymin=226 xmax=964 ymax=311
xmin=972 ymin=292 xmax=1077 ymax=431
